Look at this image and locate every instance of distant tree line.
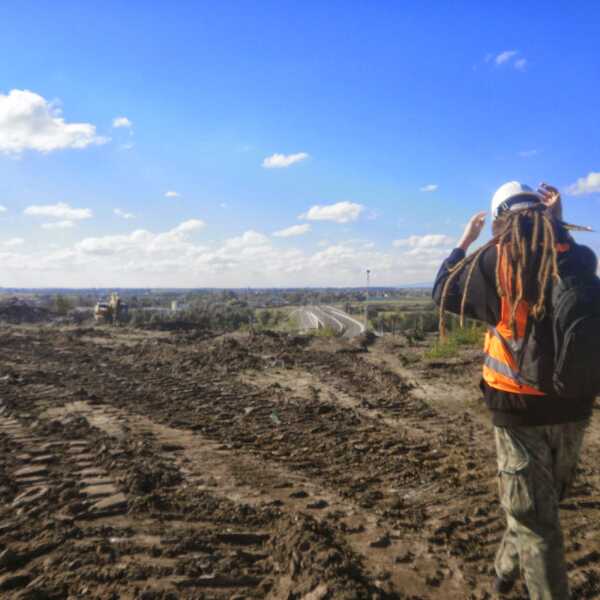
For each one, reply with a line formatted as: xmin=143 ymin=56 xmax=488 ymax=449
xmin=128 ymin=299 xmax=254 ymax=331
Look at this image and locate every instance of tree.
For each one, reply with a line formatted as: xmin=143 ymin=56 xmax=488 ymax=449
xmin=54 ymin=294 xmax=73 ymax=316
xmin=259 ymin=310 xmax=272 ymax=327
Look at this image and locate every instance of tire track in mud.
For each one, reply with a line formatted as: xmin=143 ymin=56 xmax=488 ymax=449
xmin=2 ymin=328 xmax=600 ymax=598
xmin=32 ymin=400 xmax=278 ymax=598
xmin=238 ymin=363 xmax=600 ymax=599
xmin=0 ymin=334 xmax=526 ymax=598
xmin=0 ymin=410 xmax=127 ymax=521
xmin=238 ymin=367 xmax=512 ymax=596
xmin=361 ymin=346 xmax=600 ymax=599
xmin=0 ymin=410 xmax=278 ymax=598
xmin=0 ymin=407 xmax=274 ymax=597
xmin=39 ymin=398 xmax=461 ymax=598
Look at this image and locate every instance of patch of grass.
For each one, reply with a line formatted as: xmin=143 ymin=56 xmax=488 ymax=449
xmin=283 ymin=313 xmax=300 ymax=332
xmin=450 ymin=325 xmax=485 ymax=346
xmin=312 ymin=325 xmax=340 ymax=338
xmin=424 ymin=325 xmax=484 ymax=359
xmin=425 ymin=338 xmax=459 ymax=359
xmin=254 ymin=307 xmax=300 ymax=332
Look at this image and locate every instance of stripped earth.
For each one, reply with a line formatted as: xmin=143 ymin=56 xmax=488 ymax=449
xmin=0 ymin=325 xmax=599 ymax=599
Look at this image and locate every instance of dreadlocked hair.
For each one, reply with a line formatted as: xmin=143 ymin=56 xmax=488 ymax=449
xmin=438 ymin=206 xmax=562 ymax=339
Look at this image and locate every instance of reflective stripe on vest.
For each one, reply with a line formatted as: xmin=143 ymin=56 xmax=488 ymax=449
xmin=483 ymin=326 xmax=545 ymax=395
xmin=483 ymin=353 xmax=525 ymax=383
xmin=488 ymin=325 xmax=524 ymax=354
xmin=482 ymin=241 xmax=570 ymax=396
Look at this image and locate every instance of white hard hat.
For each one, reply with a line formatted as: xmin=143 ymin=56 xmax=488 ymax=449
xmin=491 ymin=181 xmax=541 ymax=219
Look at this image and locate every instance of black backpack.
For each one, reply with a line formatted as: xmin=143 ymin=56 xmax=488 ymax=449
xmin=551 ymin=274 xmax=600 ymax=399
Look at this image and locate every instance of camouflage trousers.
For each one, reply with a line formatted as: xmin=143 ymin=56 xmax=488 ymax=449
xmin=494 ymin=420 xmax=588 ymax=600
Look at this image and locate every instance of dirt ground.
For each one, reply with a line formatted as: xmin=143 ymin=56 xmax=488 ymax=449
xmin=0 ymin=325 xmax=599 ymax=599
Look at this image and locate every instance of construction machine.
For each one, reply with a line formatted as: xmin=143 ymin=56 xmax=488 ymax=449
xmin=94 ymin=293 xmax=127 ymax=325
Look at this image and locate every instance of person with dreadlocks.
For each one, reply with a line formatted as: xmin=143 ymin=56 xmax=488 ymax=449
xmin=432 ymin=181 xmax=597 ymax=599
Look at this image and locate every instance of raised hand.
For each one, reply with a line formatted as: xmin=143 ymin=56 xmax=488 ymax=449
xmin=538 ymin=182 xmax=563 ymax=220
xmin=459 ymin=211 xmax=487 ymax=252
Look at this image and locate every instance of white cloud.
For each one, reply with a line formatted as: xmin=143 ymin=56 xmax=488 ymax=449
xmin=393 ymin=234 xmax=454 ymax=248
xmin=224 ymin=230 xmax=270 ymax=249
xmin=514 ymin=58 xmax=527 ymax=71
xmin=24 ymin=202 xmax=93 ymax=221
xmin=300 ymin=201 xmax=364 ymax=224
xmin=420 ymin=184 xmax=438 ymax=192
xmin=172 ymin=219 xmax=205 ymax=233
xmin=114 ymin=208 xmax=135 ymax=220
xmin=404 ymin=246 xmax=451 ymax=259
xmin=566 ymin=172 xmax=600 ymax=196
xmin=41 ymin=220 xmax=75 ymax=230
xmin=273 ymin=224 xmax=311 ymax=238
xmin=76 ymin=220 xmax=207 ymax=257
xmin=0 ymin=206 xmax=6 ymax=213
xmin=262 ymin=152 xmax=309 ymax=168
xmin=112 ymin=116 xmax=132 ymax=129
xmin=3 ymin=238 xmax=24 ymax=247
xmin=0 ymin=224 xmax=457 ymax=287
xmin=490 ymin=50 xmax=527 ymax=71
xmin=495 ymin=50 xmax=518 ymax=65
xmin=0 ymin=89 xmax=108 ymax=154
xmin=165 ymin=191 xmax=180 ymax=198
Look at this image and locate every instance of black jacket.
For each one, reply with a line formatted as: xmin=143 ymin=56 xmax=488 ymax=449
xmin=432 ymin=240 xmax=597 ymax=427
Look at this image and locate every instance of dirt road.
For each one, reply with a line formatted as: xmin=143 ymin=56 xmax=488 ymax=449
xmin=0 ymin=326 xmax=598 ymax=599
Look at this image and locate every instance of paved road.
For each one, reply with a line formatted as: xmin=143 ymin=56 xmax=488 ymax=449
xmin=294 ymin=305 xmax=365 ymax=339
xmin=292 ymin=307 xmax=324 ymax=331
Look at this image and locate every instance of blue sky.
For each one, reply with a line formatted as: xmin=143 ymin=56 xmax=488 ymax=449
xmin=0 ymin=1 xmax=598 ymax=287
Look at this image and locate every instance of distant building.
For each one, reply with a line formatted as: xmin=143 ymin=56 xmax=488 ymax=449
xmin=170 ymin=300 xmax=189 ymax=312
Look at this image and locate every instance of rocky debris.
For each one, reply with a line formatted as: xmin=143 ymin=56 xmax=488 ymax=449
xmin=369 ymin=534 xmax=391 ymax=549
xmin=124 ymin=459 xmax=182 ymax=494
xmin=267 ymin=514 xmax=386 ymax=598
xmin=290 ymin=490 xmax=309 ymax=499
xmin=352 ymin=330 xmax=378 ymax=352
xmin=302 ymin=583 xmax=330 ymax=600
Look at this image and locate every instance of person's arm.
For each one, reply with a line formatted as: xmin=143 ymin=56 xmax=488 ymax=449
xmin=432 ymin=212 xmax=500 ymax=325
xmin=432 ymin=246 xmax=466 ymax=313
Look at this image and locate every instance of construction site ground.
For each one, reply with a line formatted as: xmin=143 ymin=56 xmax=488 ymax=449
xmin=0 ymin=325 xmax=599 ymax=599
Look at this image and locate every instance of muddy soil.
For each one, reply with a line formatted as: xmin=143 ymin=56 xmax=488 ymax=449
xmin=0 ymin=325 xmax=599 ymax=599
xmin=0 ymin=299 xmax=55 ymax=324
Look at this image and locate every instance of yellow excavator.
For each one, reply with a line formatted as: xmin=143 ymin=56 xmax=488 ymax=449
xmin=94 ymin=293 xmax=127 ymax=325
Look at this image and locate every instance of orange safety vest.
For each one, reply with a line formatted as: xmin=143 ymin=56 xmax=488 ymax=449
xmin=482 ymin=242 xmax=570 ymax=395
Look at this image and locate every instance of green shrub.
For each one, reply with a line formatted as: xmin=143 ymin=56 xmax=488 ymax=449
xmin=424 ymin=324 xmax=484 ymax=359
xmin=450 ymin=325 xmax=485 ymax=346
xmin=312 ymin=325 xmax=339 ymax=338
xmin=53 ymin=294 xmax=73 ymax=316
xmin=425 ymin=338 xmax=458 ymax=359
